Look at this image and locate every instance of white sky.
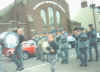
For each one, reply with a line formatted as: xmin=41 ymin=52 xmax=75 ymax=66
xmin=0 ymin=0 xmax=14 ymax=10
xmin=0 ymin=0 xmax=100 ymax=15
xmin=66 ymin=0 xmax=81 ymax=19
xmin=66 ymin=0 xmax=100 ymax=19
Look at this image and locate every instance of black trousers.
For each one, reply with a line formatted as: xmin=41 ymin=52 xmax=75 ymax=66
xmin=79 ymin=48 xmax=88 ymax=65
xmin=13 ymin=44 xmax=24 ymax=68
xmin=89 ymin=42 xmax=99 ymax=61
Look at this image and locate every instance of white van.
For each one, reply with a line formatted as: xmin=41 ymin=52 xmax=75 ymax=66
xmin=97 ymin=32 xmax=100 ymax=42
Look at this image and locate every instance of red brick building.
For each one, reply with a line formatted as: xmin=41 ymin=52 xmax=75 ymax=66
xmin=0 ymin=0 xmax=71 ymax=39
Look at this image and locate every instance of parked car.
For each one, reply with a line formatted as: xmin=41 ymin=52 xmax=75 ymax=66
xmin=2 ymin=40 xmax=36 ymax=60
xmin=68 ymin=35 xmax=76 ymax=48
xmin=97 ymin=32 xmax=100 ymax=42
xmin=22 ymin=40 xmax=36 ymax=60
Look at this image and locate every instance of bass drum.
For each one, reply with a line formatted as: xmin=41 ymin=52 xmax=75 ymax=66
xmin=0 ymin=32 xmax=19 ymax=49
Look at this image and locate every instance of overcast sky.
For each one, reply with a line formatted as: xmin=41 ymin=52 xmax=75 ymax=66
xmin=0 ymin=0 xmax=14 ymax=10
xmin=0 ymin=0 xmax=100 ymax=17
xmin=0 ymin=0 xmax=100 ymax=10
xmin=0 ymin=0 xmax=100 ymax=9
xmin=67 ymin=0 xmax=100 ymax=19
xmin=67 ymin=0 xmax=81 ymax=19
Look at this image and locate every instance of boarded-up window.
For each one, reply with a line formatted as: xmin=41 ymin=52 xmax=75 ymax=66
xmin=48 ymin=7 xmax=54 ymax=25
xmin=56 ymin=11 xmax=61 ymax=25
xmin=40 ymin=9 xmax=47 ymax=25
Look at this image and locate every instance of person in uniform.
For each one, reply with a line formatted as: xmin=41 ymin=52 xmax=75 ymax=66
xmin=14 ymin=28 xmax=25 ymax=71
xmin=78 ymin=27 xmax=89 ymax=67
xmin=55 ymin=31 xmax=61 ymax=62
xmin=60 ymin=29 xmax=69 ymax=64
xmin=72 ymin=27 xmax=80 ymax=59
xmin=88 ymin=24 xmax=99 ymax=62
xmin=0 ymin=44 xmax=4 ymax=72
xmin=48 ymin=33 xmax=58 ymax=72
xmin=33 ymin=34 xmax=41 ymax=60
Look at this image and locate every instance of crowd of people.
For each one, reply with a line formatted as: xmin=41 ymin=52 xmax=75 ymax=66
xmin=33 ymin=24 xmax=99 ymax=72
xmin=0 ymin=24 xmax=99 ymax=72
xmin=72 ymin=24 xmax=99 ymax=66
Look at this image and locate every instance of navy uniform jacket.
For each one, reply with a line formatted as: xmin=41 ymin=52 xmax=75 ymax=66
xmin=49 ymin=41 xmax=58 ymax=54
xmin=60 ymin=32 xmax=68 ymax=44
xmin=78 ymin=32 xmax=89 ymax=48
xmin=19 ymin=35 xmax=25 ymax=43
xmin=87 ymin=29 xmax=97 ymax=44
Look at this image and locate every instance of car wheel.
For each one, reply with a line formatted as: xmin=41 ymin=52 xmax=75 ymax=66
xmin=23 ymin=51 xmax=29 ymax=60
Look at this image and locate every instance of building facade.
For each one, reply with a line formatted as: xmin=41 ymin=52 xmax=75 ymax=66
xmin=71 ymin=0 xmax=100 ymax=32
xmin=0 ymin=0 xmax=71 ymax=39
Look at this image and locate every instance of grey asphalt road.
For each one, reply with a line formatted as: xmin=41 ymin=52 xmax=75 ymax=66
xmin=2 ymin=43 xmax=100 ymax=72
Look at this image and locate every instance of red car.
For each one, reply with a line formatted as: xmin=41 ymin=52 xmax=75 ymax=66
xmin=2 ymin=40 xmax=36 ymax=60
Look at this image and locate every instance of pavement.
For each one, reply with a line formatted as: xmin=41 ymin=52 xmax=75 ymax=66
xmin=1 ymin=43 xmax=100 ymax=72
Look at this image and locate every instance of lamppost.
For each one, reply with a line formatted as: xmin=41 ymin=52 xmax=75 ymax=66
xmin=90 ymin=1 xmax=97 ymax=30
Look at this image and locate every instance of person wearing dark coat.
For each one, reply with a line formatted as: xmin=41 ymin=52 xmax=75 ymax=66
xmin=88 ymin=24 xmax=99 ymax=62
